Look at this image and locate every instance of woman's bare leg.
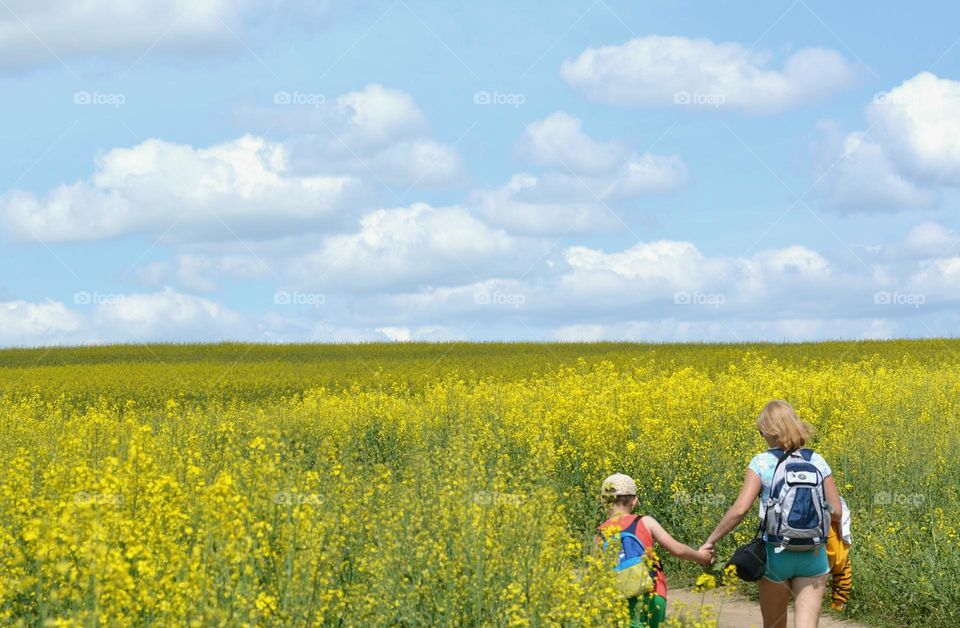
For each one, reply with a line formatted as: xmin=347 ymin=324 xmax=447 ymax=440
xmin=791 ymin=574 xmax=828 ymax=628
xmin=758 ymin=577 xmax=792 ymax=628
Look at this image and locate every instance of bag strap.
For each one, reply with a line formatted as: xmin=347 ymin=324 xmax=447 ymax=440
xmin=602 ymin=514 xmax=642 ymax=546
xmin=754 ymin=449 xmax=795 ymax=539
xmin=628 ymin=515 xmax=666 ymax=572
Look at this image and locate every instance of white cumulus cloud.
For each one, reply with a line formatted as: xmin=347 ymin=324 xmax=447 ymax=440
xmin=868 ymin=72 xmax=960 ymax=185
xmin=818 ymin=132 xmax=937 ymax=210
xmin=902 ymin=221 xmax=960 ymax=257
xmin=0 ymin=0 xmax=338 ymax=71
xmin=818 ymin=72 xmax=960 ymax=211
xmin=1 ymin=135 xmax=360 ymax=243
xmin=0 ymin=300 xmax=84 ymax=345
xmin=261 ymin=84 xmax=465 ymax=187
xmin=474 ymin=112 xmax=689 ymax=235
xmin=517 ymin=111 xmax=627 ymax=174
xmin=470 ymin=173 xmax=620 ymax=235
xmin=561 ymin=35 xmax=858 ymax=114
xmin=92 ymin=287 xmax=244 ymax=341
xmin=289 ymin=203 xmax=541 ymax=291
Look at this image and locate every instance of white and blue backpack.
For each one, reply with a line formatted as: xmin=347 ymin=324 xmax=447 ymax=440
xmin=764 ymin=448 xmax=832 ymax=551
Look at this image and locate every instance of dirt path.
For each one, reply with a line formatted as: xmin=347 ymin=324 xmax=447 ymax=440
xmin=670 ymin=589 xmax=870 ymax=627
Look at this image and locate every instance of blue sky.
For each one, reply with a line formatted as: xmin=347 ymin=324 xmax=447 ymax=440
xmin=1 ymin=0 xmax=959 ymax=345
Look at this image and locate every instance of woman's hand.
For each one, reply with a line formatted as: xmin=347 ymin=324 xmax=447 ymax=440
xmin=694 ymin=546 xmax=715 ymax=566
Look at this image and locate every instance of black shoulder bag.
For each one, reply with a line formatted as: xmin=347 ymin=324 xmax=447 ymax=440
xmin=726 ymin=449 xmax=793 ymax=581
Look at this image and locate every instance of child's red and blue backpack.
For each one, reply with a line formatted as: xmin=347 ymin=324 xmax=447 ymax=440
xmin=602 ymin=515 xmax=657 ymax=598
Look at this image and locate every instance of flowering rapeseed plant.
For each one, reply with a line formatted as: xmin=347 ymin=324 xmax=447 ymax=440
xmin=0 ymin=342 xmax=956 ymax=625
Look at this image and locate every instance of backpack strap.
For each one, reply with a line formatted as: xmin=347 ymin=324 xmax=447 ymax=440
xmin=631 ymin=515 xmax=665 ymax=572
xmin=600 ymin=514 xmax=643 ymax=549
xmin=799 ymin=448 xmax=814 ymax=461
xmin=756 ymin=449 xmax=795 ymax=539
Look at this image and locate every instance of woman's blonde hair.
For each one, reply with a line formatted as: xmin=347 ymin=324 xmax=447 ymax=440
xmin=757 ymin=400 xmax=814 ymax=451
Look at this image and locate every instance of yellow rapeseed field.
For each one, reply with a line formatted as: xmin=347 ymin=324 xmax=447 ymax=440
xmin=0 ymin=341 xmax=957 ymax=625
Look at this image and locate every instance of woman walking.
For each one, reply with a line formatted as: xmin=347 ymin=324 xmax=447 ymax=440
xmin=701 ymin=401 xmax=842 ymax=628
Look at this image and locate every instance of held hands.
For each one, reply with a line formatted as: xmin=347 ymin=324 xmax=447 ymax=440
xmin=696 ymin=542 xmax=716 ymax=566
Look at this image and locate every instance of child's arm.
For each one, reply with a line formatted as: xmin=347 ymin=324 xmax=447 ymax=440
xmin=641 ymin=516 xmax=714 ymax=565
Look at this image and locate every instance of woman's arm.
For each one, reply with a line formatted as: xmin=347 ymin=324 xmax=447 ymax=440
xmin=701 ymin=469 xmax=761 ymax=550
xmin=823 ymin=475 xmax=842 ymax=523
xmin=642 ymin=516 xmax=714 ymax=565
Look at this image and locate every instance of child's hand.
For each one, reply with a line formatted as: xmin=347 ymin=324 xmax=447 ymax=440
xmin=694 ymin=547 xmax=715 ymax=566
xmin=695 ymin=542 xmax=716 ymax=565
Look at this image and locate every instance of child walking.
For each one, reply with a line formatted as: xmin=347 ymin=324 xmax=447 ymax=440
xmin=598 ymin=473 xmax=714 ymax=628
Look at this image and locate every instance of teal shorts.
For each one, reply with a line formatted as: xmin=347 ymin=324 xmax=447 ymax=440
xmin=763 ymin=543 xmax=829 ymax=583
